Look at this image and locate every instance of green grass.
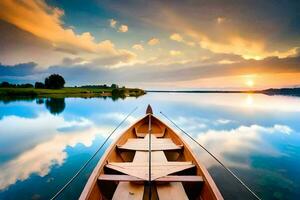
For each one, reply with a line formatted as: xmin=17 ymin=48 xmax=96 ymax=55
xmin=0 ymin=87 xmax=145 ymax=98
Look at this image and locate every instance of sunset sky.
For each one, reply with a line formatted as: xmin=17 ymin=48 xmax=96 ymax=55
xmin=0 ymin=0 xmax=300 ymax=89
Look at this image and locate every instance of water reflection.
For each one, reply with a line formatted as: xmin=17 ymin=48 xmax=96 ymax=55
xmin=0 ymin=111 xmax=136 ymax=192
xmin=245 ymin=94 xmax=254 ymax=107
xmin=193 ymin=123 xmax=292 ymax=168
xmin=0 ymin=96 xmax=35 ymax=104
xmin=0 ymin=93 xmax=299 ymax=200
xmin=0 ymin=96 xmax=66 ymax=115
xmin=45 ymin=98 xmax=66 ymax=115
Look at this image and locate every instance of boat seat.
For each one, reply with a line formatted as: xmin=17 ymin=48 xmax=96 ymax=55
xmin=105 ymin=162 xmax=195 ymax=181
xmin=133 ymin=151 xmax=168 ymax=163
xmin=111 ymin=145 xmax=150 ymax=199
xmin=157 ymin=182 xmax=189 ymax=200
xmin=99 ymin=174 xmax=204 ymax=183
xmin=112 ymin=182 xmax=144 ymax=200
xmin=134 ymin=127 xmax=166 ymax=138
xmin=110 ymin=135 xmax=192 ymax=200
xmin=117 ymin=138 xmax=183 ymax=151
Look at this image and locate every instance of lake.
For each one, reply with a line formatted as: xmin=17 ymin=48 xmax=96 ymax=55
xmin=0 ymin=93 xmax=299 ymax=200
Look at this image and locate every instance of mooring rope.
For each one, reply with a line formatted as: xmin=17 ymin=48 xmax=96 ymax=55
xmin=50 ymin=107 xmax=138 ymax=200
xmin=160 ymin=111 xmax=261 ymax=200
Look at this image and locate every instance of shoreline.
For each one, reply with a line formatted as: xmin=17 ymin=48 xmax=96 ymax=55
xmin=146 ymin=87 xmax=300 ymax=97
xmin=0 ymin=87 xmax=146 ymax=98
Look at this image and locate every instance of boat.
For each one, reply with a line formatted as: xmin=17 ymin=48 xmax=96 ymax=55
xmin=80 ymin=105 xmax=223 ymax=200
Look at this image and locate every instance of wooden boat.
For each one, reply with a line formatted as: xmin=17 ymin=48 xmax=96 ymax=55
xmin=80 ymin=105 xmax=223 ymax=200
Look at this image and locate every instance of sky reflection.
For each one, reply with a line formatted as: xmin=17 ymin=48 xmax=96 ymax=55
xmin=0 ymin=93 xmax=300 ymax=199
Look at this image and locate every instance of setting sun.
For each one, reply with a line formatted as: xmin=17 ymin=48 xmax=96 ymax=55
xmin=246 ymin=80 xmax=254 ymax=87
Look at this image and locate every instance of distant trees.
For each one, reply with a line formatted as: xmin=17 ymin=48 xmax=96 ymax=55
xmin=35 ymin=82 xmax=45 ymax=89
xmin=21 ymin=83 xmax=34 ymax=88
xmin=44 ymin=74 xmax=65 ymax=89
xmin=0 ymin=81 xmax=33 ymax=88
xmin=0 ymin=82 xmax=9 ymax=87
xmin=111 ymin=84 xmax=119 ymax=89
xmin=0 ymin=73 xmax=65 ymax=89
xmin=80 ymin=83 xmax=120 ymax=89
xmin=80 ymin=84 xmax=109 ymax=89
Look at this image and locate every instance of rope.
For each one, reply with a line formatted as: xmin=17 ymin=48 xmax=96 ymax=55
xmin=50 ymin=107 xmax=138 ymax=200
xmin=160 ymin=111 xmax=261 ymax=200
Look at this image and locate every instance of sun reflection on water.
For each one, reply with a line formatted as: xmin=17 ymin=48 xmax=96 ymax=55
xmin=245 ymin=94 xmax=254 ymax=107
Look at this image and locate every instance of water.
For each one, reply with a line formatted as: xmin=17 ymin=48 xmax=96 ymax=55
xmin=0 ymin=93 xmax=299 ymax=200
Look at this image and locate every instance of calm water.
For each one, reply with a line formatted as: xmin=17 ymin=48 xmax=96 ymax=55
xmin=0 ymin=93 xmax=299 ymax=200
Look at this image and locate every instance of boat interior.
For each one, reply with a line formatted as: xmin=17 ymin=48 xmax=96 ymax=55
xmin=80 ymin=107 xmax=222 ymax=200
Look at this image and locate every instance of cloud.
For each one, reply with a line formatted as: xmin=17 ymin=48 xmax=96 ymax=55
xmin=91 ymin=51 xmax=136 ymax=67
xmin=109 ymin=18 xmax=117 ymax=28
xmin=0 ymin=0 xmax=135 ymax=63
xmin=0 ymin=20 xmax=66 ymax=67
xmin=148 ymin=38 xmax=160 ymax=46
xmin=195 ymin=124 xmax=293 ymax=168
xmin=0 ymin=112 xmax=129 ymax=190
xmin=174 ymin=116 xmax=207 ymax=133
xmin=170 ymin=33 xmax=195 ymax=46
xmin=132 ymin=44 xmax=144 ymax=51
xmin=169 ymin=50 xmax=182 ymax=56
xmin=2 ymin=53 xmax=300 ymax=87
xmin=118 ymin=24 xmax=128 ymax=32
xmin=170 ymin=33 xmax=183 ymax=42
xmin=112 ymin=1 xmax=300 ymax=60
xmin=129 ymin=54 xmax=300 ymax=83
xmin=167 ymin=13 xmax=299 ymax=60
xmin=61 ymin=57 xmax=90 ymax=66
xmin=0 ymin=62 xmax=37 ymax=76
xmin=215 ymin=119 xmax=233 ymax=125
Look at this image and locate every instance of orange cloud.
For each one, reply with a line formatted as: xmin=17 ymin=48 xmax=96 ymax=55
xmin=153 ymin=8 xmax=299 ymax=60
xmin=170 ymin=33 xmax=195 ymax=46
xmin=148 ymin=37 xmax=160 ymax=46
xmin=132 ymin=44 xmax=144 ymax=50
xmin=118 ymin=24 xmax=128 ymax=32
xmin=169 ymin=50 xmax=182 ymax=56
xmin=109 ymin=19 xmax=117 ymax=28
xmin=0 ymin=0 xmax=135 ymax=64
xmin=170 ymin=33 xmax=183 ymax=42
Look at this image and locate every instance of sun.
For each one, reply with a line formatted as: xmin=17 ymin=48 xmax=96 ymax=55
xmin=246 ymin=80 xmax=254 ymax=87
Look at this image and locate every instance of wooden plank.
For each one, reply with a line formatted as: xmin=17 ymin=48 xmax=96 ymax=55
xmin=112 ymin=182 xmax=144 ymax=200
xmin=156 ymin=182 xmax=189 ymax=200
xmin=108 ymin=161 xmax=193 ymax=167
xmin=110 ymin=133 xmax=190 ymax=199
xmin=112 ymin=144 xmax=148 ymax=199
xmin=152 ymin=151 xmax=168 ymax=162
xmin=117 ymin=138 xmax=182 ymax=151
xmin=133 ymin=151 xmax=167 ymax=163
xmin=106 ymin=162 xmax=195 ymax=181
xmin=99 ymin=174 xmax=203 ymax=183
xmin=146 ymin=147 xmax=189 ymax=200
xmin=132 ymin=151 xmax=148 ymax=163
xmin=157 ymin=175 xmax=203 ymax=182
xmin=99 ymin=174 xmax=144 ymax=182
xmin=134 ymin=127 xmax=166 ymax=138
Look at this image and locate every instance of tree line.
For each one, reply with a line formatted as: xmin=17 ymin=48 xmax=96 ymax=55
xmin=79 ymin=83 xmax=120 ymax=89
xmin=0 ymin=74 xmax=65 ymax=89
xmin=1 ymin=73 xmax=127 ymax=91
